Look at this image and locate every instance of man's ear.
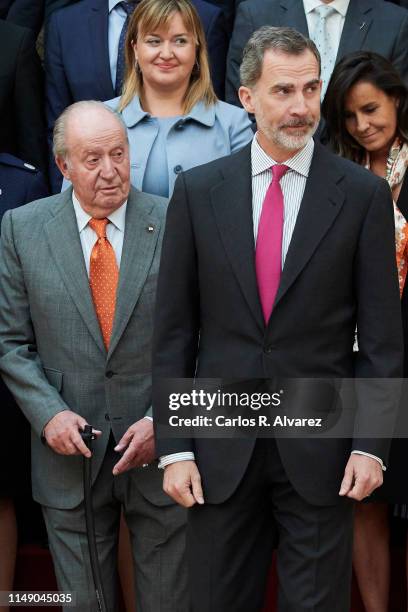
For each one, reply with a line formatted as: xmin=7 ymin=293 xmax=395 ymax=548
xmin=55 ymin=155 xmax=71 ymax=180
xmin=238 ymin=86 xmax=256 ymax=115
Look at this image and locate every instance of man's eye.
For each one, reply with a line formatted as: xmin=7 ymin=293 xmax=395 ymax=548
xmin=87 ymin=158 xmax=99 ymax=164
xmin=113 ymin=151 xmax=123 ymax=159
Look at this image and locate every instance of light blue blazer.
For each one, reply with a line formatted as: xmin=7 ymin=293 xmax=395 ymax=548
xmin=105 ymin=95 xmax=254 ymax=196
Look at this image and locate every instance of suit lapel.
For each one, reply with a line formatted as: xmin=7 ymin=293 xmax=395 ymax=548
xmin=278 ymin=0 xmax=309 ymax=35
xmin=210 ymin=145 xmax=265 ymax=333
xmin=336 ymin=0 xmax=373 ymax=62
xmin=88 ymin=0 xmax=115 ymax=99
xmin=273 ymin=143 xmax=345 ymax=310
xmin=44 ymin=189 xmax=106 ymax=355
xmin=107 ymin=189 xmax=161 ymax=358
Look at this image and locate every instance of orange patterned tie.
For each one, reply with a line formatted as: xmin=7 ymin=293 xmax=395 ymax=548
xmin=88 ymin=218 xmax=119 ymax=349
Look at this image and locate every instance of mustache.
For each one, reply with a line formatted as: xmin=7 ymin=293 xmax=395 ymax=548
xmin=279 ymin=118 xmax=316 ymax=129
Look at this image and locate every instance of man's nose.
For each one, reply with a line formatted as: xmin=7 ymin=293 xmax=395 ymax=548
xmin=100 ymin=156 xmax=116 ymax=179
xmin=290 ymin=93 xmax=308 ymax=115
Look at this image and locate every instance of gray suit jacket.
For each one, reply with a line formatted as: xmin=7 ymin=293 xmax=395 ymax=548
xmin=0 ymin=186 xmax=168 ymax=509
xmin=226 ymin=0 xmax=408 ymax=106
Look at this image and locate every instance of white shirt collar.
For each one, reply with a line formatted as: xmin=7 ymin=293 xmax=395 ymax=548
xmin=72 ymin=191 xmax=127 ymax=233
xmin=251 ymin=134 xmax=315 ymax=178
xmin=303 ymin=0 xmax=350 ymax=17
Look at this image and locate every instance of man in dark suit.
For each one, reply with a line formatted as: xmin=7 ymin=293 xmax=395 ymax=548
xmin=0 ymin=20 xmax=47 ymax=173
xmin=226 ymin=0 xmax=408 ymax=106
xmin=45 ymin=0 xmax=229 ymax=192
xmin=153 ymin=27 xmax=403 ymax=611
xmin=203 ymin=0 xmax=246 ymax=34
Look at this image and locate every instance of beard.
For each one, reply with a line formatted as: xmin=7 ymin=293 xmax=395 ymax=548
xmin=257 ymin=113 xmax=320 ymax=151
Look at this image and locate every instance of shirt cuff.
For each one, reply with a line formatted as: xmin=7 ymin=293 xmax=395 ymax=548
xmin=351 ymin=450 xmax=386 ymax=471
xmin=143 ymin=416 xmax=153 ymax=422
xmin=158 ymin=452 xmax=195 ymax=469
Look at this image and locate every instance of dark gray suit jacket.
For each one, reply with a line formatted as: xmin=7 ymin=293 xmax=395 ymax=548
xmin=153 ymin=142 xmax=403 ymax=506
xmin=226 ymin=0 xmax=408 ymax=106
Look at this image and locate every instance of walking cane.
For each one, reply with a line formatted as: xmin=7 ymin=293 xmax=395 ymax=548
xmin=81 ymin=425 xmax=108 ymax=612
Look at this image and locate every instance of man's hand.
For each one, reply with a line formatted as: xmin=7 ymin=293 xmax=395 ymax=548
xmin=44 ymin=410 xmax=101 ymax=457
xmin=112 ymin=418 xmax=155 ymax=475
xmin=339 ymin=454 xmax=383 ymax=501
xmin=163 ymin=460 xmax=204 ymax=508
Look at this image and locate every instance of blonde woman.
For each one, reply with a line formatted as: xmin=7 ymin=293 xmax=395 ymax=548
xmin=106 ymin=0 xmax=253 ymax=198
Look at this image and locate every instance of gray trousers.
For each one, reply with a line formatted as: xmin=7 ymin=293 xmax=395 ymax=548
xmin=42 ymin=437 xmax=188 ymax=612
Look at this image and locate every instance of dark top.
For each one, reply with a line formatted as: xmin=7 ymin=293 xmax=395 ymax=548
xmin=0 ymin=153 xmax=48 ymax=498
xmin=0 ymin=20 xmax=47 ymax=173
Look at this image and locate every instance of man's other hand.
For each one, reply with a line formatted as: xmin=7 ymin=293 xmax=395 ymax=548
xmin=44 ymin=410 xmax=101 ymax=457
xmin=339 ymin=454 xmax=383 ymax=501
xmin=163 ymin=460 xmax=204 ymax=507
xmin=112 ymin=418 xmax=155 ymax=475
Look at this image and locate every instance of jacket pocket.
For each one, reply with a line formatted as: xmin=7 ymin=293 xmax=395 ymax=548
xmin=43 ymin=367 xmax=63 ymax=392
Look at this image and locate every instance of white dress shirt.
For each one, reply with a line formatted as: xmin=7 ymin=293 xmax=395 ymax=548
xmin=108 ymin=0 xmax=131 ymax=89
xmin=159 ymin=135 xmax=384 ymax=470
xmin=303 ymin=0 xmax=350 ymax=59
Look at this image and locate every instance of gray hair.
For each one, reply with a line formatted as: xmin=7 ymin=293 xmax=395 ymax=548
xmin=52 ymin=100 xmax=128 ymax=159
xmin=240 ymin=26 xmax=321 ymax=88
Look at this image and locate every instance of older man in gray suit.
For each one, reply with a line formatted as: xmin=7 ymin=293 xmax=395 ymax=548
xmin=0 ymin=101 xmax=187 ymax=611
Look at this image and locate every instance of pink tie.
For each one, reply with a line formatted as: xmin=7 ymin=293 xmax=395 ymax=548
xmin=256 ymin=164 xmax=288 ymax=324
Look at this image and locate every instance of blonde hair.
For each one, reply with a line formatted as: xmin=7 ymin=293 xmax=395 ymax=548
xmin=118 ymin=0 xmax=217 ymax=114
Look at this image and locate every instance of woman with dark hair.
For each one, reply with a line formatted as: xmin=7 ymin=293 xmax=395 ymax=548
xmin=323 ymin=51 xmax=408 ymax=612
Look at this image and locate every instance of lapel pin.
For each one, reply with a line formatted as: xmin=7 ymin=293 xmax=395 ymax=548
xmin=147 ymin=225 xmax=154 ymax=233
xmin=359 ymin=22 xmax=366 ymax=30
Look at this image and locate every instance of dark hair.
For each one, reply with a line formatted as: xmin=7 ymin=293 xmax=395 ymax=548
xmin=322 ymin=51 xmax=408 ymax=163
xmin=240 ymin=26 xmax=320 ymax=88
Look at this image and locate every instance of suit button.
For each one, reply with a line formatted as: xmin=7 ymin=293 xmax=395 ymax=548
xmin=106 ymin=370 xmax=115 ymax=379
xmin=174 ymin=165 xmax=183 ymax=174
xmin=104 ymin=413 xmax=110 ymax=421
xmin=264 ymin=346 xmax=273 ymax=354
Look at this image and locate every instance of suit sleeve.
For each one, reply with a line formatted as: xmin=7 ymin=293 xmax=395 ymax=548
xmin=0 ymin=210 xmax=69 ymax=437
xmin=14 ymin=27 xmax=47 ymax=174
xmin=6 ymin=0 xmax=45 ymax=36
xmin=45 ymin=10 xmax=70 ymax=193
xmin=225 ymin=1 xmax=254 ymax=107
xmin=152 ymin=173 xmax=200 ymax=456
xmin=205 ymin=7 xmax=229 ymax=101
xmin=353 ymin=178 xmax=404 ymax=461
xmin=391 ymin=11 xmax=408 ymax=84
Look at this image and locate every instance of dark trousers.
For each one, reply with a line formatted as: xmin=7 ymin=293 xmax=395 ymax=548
xmin=187 ymin=439 xmax=354 ymax=612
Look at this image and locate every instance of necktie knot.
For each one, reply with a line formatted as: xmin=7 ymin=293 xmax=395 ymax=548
xmin=272 ymin=164 xmax=289 ymax=183
xmin=89 ymin=217 xmax=109 ymax=239
xmin=119 ymin=0 xmax=137 ymax=16
xmin=314 ymin=4 xmax=337 ymax=19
